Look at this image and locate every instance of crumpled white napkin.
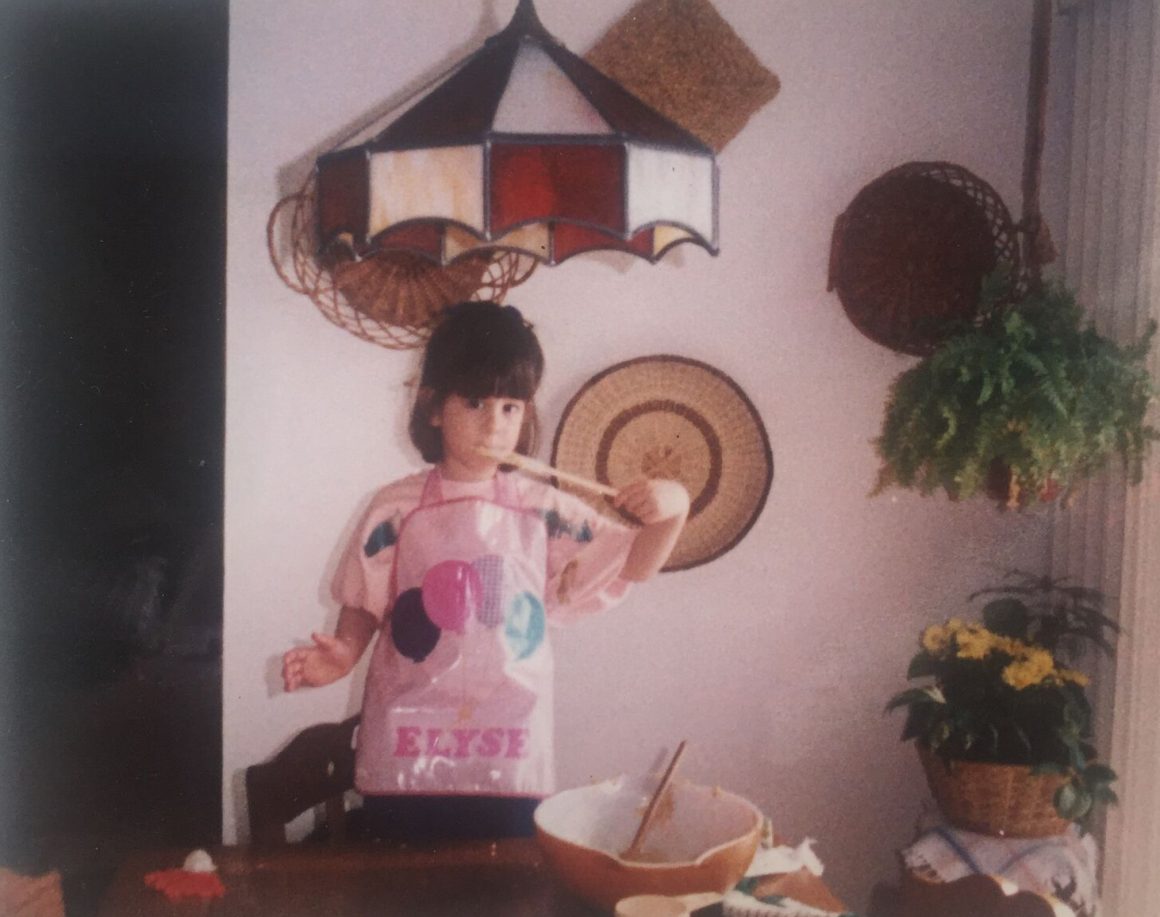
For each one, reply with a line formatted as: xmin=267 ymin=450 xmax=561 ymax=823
xmin=745 ymin=837 xmax=824 ymax=878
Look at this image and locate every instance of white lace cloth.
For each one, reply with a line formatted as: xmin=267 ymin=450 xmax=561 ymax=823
xmin=902 ymin=823 xmax=1100 ymax=917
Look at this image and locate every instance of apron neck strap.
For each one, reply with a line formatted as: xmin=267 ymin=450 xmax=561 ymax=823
xmin=494 ymin=469 xmax=519 ymax=506
xmin=420 ymin=469 xmax=444 ymax=506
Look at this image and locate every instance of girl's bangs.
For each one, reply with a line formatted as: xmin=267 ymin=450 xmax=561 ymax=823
xmin=450 ymin=354 xmax=539 ymax=402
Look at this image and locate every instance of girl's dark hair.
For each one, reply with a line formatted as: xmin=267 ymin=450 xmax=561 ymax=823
xmin=409 ymin=302 xmax=545 ymax=463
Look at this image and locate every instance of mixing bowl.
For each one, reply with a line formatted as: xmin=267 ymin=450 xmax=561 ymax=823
xmin=534 ymin=775 xmax=762 ymax=910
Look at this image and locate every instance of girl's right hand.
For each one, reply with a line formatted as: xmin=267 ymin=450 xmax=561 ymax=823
xmin=282 ymin=632 xmax=358 ymax=691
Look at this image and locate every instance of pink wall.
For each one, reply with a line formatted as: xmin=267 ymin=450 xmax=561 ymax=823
xmin=224 ymin=1 xmax=1069 ymax=907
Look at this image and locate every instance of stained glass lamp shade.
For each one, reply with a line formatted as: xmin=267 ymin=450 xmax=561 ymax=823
xmin=315 ymin=0 xmax=718 ymax=266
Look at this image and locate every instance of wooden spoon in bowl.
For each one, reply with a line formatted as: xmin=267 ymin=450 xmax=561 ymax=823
xmin=621 ymin=740 xmax=688 ymax=861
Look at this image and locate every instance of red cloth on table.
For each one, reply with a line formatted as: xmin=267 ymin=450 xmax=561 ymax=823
xmin=143 ymin=869 xmax=226 ymax=902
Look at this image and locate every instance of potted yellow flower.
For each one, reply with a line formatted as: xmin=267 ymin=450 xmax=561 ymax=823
xmin=887 ymin=572 xmax=1119 ymax=836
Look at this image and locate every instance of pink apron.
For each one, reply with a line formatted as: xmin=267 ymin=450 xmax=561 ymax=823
xmin=355 ymin=470 xmax=554 ymax=797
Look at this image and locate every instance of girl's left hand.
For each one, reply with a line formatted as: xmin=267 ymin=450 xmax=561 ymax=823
xmin=614 ymin=478 xmax=690 ymax=525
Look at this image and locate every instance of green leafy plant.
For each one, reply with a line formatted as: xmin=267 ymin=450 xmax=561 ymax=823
xmin=887 ymin=571 xmax=1120 ymax=829
xmin=873 ymin=273 xmax=1158 ymax=508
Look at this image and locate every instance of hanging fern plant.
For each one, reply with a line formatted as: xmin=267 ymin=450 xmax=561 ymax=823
xmin=873 ymin=273 xmax=1158 ymax=508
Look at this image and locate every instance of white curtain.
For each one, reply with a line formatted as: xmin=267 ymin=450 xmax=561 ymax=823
xmin=1048 ymin=0 xmax=1160 ymax=914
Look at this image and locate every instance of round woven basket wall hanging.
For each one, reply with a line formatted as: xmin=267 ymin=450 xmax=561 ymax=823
xmin=551 ymin=355 xmax=773 ymax=572
xmin=828 ymin=161 xmax=1020 ymax=356
xmin=267 ymin=176 xmax=536 ymax=350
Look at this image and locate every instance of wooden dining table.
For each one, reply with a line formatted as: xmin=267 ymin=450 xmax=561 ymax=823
xmin=97 ymin=839 xmax=849 ymax=916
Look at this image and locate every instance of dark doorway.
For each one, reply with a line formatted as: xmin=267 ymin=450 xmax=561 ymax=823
xmin=0 ymin=1 xmax=227 ymax=913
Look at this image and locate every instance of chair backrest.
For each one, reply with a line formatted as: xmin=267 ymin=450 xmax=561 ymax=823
xmin=245 ymin=715 xmax=360 ymax=847
xmin=898 ymin=871 xmax=1075 ymax=917
xmin=0 ymin=868 xmax=65 ymax=917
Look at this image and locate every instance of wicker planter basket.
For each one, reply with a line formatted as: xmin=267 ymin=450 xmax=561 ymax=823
xmin=918 ymin=744 xmax=1070 ymax=838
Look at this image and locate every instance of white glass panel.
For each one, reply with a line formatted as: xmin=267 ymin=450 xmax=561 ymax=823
xmin=625 ymin=145 xmax=716 ymax=243
xmin=651 ymin=224 xmax=693 ymax=254
xmin=492 ymin=41 xmax=611 ymax=135
xmin=491 ymin=223 xmax=551 ymax=259
xmin=442 ymin=224 xmax=488 ymax=260
xmin=368 ymin=146 xmax=485 ymax=235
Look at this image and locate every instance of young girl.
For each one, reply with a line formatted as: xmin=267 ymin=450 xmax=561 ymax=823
xmin=282 ymin=302 xmax=688 ymax=841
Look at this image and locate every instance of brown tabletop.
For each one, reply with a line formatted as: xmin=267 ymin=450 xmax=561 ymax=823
xmin=98 ymin=839 xmax=847 ymax=916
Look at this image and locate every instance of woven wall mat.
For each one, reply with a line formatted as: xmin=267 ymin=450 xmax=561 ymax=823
xmin=552 ymin=355 xmax=773 ymax=572
xmin=585 ymin=0 xmax=780 ymax=151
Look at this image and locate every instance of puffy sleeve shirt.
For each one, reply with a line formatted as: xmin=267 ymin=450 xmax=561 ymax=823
xmin=331 ymin=470 xmax=636 ymax=625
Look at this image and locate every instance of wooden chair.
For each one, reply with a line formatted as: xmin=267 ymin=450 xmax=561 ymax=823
xmin=245 ymin=715 xmax=360 ymax=846
xmin=0 ymin=868 xmax=65 ymax=917
xmin=893 ymin=870 xmax=1076 ymax=917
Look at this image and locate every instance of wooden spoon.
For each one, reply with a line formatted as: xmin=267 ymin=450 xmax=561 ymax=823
xmin=621 ymin=740 xmax=688 ymax=861
xmin=476 ymin=448 xmax=620 ymax=498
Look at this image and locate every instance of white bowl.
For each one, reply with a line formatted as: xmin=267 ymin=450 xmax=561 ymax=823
xmin=535 ymin=775 xmax=762 ymax=910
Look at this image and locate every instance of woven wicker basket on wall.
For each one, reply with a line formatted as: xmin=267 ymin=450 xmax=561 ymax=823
xmin=918 ymin=744 xmax=1070 ymax=838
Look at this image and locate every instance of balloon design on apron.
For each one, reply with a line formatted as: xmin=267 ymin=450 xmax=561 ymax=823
xmin=389 ymin=588 xmax=440 ymax=662
xmin=505 ymin=592 xmax=545 ymax=661
xmin=422 ymin=560 xmax=480 ymax=633
xmin=390 ymin=557 xmax=545 ymax=659
xmin=472 ymin=554 xmax=506 ymax=629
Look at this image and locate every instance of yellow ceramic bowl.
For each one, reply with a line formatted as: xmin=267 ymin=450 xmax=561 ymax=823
xmin=535 ymin=775 xmax=762 ymax=911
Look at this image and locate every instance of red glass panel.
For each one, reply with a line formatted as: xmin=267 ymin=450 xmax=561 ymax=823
xmin=553 ymin=224 xmax=653 ymax=261
xmin=369 ymin=222 xmax=445 ymax=259
xmin=316 ymin=150 xmax=369 ymax=248
xmin=489 ymin=144 xmax=625 ymax=236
